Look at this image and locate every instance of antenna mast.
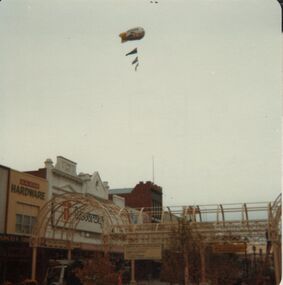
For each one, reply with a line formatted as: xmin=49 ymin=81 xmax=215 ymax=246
xmin=152 ymin=156 xmax=155 ymax=183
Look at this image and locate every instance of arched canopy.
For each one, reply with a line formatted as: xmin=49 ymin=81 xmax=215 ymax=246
xmin=31 ymin=192 xmax=132 ymax=248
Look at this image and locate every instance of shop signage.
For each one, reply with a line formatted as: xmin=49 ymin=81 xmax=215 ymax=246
xmin=212 ymin=243 xmax=246 ymax=253
xmin=53 ymin=203 xmax=104 ymax=234
xmin=124 ymin=244 xmax=162 ymax=260
xmin=37 ymin=237 xmax=81 ymax=249
xmin=11 ymin=178 xmax=45 ymax=200
xmin=0 ymin=233 xmax=29 ymax=243
xmin=72 ymin=206 xmax=104 ymax=225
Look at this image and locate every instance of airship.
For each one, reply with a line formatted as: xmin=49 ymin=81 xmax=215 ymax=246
xmin=119 ymin=27 xmax=145 ymax=43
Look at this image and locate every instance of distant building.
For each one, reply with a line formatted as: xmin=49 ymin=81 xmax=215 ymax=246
xmin=109 ymin=181 xmax=163 ymax=222
xmin=109 ymin=182 xmax=163 ymax=279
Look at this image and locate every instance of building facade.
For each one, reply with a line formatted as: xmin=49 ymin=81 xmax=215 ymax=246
xmin=0 ymin=157 xmax=126 ymax=282
xmin=0 ymin=165 xmax=48 ymax=283
xmin=109 ymin=181 xmax=163 ymax=222
xmin=25 ymin=156 xmax=118 ymax=246
xmin=0 ymin=159 xmax=163 ymax=283
xmin=26 ymin=156 xmax=109 ymax=200
xmin=109 ymin=181 xmax=162 ymax=209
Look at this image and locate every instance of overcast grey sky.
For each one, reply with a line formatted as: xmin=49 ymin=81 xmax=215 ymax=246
xmin=0 ymin=0 xmax=281 ymax=206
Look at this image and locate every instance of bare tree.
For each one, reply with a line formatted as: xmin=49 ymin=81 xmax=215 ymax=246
xmin=160 ymin=219 xmax=202 ymax=285
xmin=83 ymin=255 xmax=119 ymax=285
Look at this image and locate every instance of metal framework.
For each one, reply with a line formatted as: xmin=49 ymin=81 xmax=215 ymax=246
xmin=31 ymin=192 xmax=132 ymax=248
xmin=30 ymin=192 xmax=281 ymax=283
xmin=108 ymin=196 xmax=281 ymax=248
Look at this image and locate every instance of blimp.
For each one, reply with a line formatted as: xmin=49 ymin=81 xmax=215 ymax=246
xmin=119 ymin=27 xmax=145 ymax=43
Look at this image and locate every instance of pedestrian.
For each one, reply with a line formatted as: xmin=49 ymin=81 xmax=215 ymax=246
xmin=65 ymin=261 xmax=84 ymax=285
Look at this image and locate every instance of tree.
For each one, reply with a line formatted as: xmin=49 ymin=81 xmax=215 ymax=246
xmin=160 ymin=219 xmax=245 ymax=285
xmin=83 ymin=255 xmax=119 ymax=285
xmin=160 ymin=219 xmax=202 ymax=285
xmin=206 ymin=251 xmax=242 ymax=285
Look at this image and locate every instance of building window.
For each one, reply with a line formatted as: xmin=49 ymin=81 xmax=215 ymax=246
xmin=152 ymin=200 xmax=162 ymax=221
xmin=16 ymin=214 xmax=36 ymax=234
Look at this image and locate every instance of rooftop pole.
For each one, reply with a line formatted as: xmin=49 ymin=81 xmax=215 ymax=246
xmin=152 ymin=155 xmax=155 ymax=183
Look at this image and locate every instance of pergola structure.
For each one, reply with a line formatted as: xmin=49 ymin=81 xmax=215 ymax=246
xmin=30 ymin=192 xmax=281 ymax=284
xmin=30 ymin=192 xmax=132 ymax=279
xmin=108 ymin=194 xmax=281 ymax=285
xmin=31 ymin=192 xmax=132 ymax=241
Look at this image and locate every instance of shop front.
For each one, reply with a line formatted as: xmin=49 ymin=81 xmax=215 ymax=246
xmin=0 ymin=169 xmax=48 ymax=284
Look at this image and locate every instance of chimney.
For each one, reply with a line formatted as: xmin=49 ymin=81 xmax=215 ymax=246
xmin=44 ymin=158 xmax=54 ymax=169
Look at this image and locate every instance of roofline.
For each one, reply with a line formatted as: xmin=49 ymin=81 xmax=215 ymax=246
xmin=57 ymin=156 xmax=77 ymax=165
xmin=109 ymin=188 xmax=133 ymax=191
xmin=0 ymin=164 xmax=10 ymax=170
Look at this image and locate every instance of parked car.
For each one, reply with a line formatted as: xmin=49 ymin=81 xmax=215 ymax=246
xmin=44 ymin=260 xmax=72 ymax=285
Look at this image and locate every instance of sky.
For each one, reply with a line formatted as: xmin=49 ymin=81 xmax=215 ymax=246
xmin=0 ymin=0 xmax=281 ymax=206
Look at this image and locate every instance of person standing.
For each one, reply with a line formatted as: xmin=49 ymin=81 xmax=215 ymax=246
xmin=65 ymin=261 xmax=84 ymax=285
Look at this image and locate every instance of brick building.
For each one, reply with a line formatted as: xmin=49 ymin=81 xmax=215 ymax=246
xmin=109 ymin=181 xmax=163 ymax=222
xmin=109 ymin=182 xmax=163 ymax=279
